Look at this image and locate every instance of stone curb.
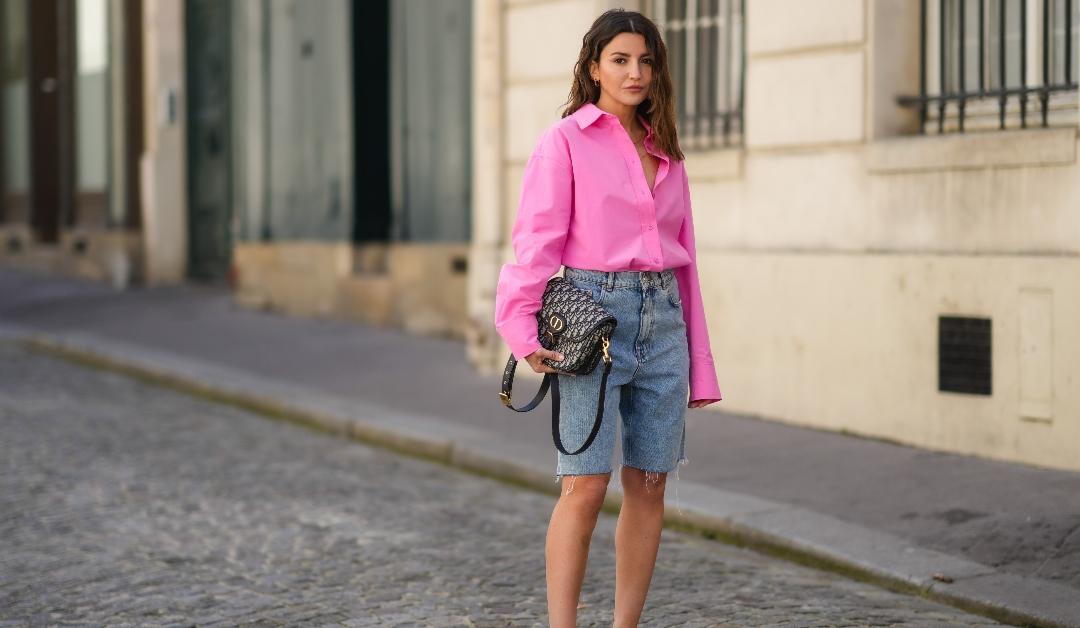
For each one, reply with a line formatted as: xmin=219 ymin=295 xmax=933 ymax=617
xmin=9 ymin=328 xmax=1079 ymax=628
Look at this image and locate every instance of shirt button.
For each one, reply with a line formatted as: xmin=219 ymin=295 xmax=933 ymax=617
xmin=647 ymin=225 xmax=654 ymax=230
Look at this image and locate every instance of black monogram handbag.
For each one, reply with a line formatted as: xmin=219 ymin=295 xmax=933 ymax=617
xmin=499 ymin=275 xmax=617 ymax=455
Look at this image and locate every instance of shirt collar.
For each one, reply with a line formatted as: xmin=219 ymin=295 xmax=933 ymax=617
xmin=638 ymin=113 xmax=655 ymax=140
xmin=572 ymin=102 xmax=654 ymax=140
xmin=572 ymin=102 xmax=608 ymax=129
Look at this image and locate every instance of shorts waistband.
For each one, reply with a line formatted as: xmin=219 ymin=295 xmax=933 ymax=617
xmin=564 ymin=266 xmax=676 ymax=289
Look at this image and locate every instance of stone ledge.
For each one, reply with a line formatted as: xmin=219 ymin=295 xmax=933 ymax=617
xmin=868 ymin=127 xmax=1078 ymax=173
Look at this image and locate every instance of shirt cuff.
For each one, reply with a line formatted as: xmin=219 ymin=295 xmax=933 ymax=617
xmin=497 ymin=315 xmax=544 ymax=362
xmin=689 ymin=356 xmax=723 ymax=403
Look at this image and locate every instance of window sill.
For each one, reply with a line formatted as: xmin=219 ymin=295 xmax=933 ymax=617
xmin=867 ymin=127 xmax=1077 ymax=174
xmin=685 ymin=146 xmax=743 ymax=182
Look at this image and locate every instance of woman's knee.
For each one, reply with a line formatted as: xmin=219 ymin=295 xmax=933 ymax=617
xmin=620 ymin=465 xmax=667 ymax=501
xmin=558 ymin=473 xmax=610 ymax=512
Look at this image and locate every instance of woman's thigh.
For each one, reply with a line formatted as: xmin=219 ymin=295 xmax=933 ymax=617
xmin=553 ymin=272 xmax=641 ymax=477
xmin=619 ymin=275 xmax=689 ymax=474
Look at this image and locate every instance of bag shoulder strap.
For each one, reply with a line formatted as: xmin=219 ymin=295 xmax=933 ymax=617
xmin=549 ymin=359 xmax=611 ymax=455
xmin=499 ymin=354 xmax=611 ymax=456
xmin=499 ymin=356 xmax=550 ymax=412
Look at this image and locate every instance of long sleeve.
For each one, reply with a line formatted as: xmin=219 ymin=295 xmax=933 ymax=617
xmin=493 ymin=131 xmax=573 ymax=361
xmin=674 ymin=166 xmax=723 ymax=402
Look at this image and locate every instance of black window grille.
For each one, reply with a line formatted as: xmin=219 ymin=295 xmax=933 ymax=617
xmin=939 ymin=316 xmax=993 ymax=395
xmin=649 ymin=0 xmax=745 ymax=148
xmin=899 ymin=0 xmax=1079 ymax=134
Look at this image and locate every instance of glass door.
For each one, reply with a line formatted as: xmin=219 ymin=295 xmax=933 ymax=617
xmin=74 ymin=0 xmax=110 ymax=227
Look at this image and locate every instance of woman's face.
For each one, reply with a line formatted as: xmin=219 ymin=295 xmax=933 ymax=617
xmin=589 ymin=32 xmax=653 ymax=108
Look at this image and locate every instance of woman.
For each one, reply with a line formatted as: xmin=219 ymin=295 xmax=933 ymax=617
xmin=493 ymin=8 xmax=722 ymax=627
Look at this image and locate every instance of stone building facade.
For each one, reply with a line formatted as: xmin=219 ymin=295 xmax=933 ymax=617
xmin=0 ymin=0 xmax=474 ymax=340
xmin=0 ymin=0 xmax=185 ymax=287
xmin=468 ymin=0 xmax=1080 ymax=472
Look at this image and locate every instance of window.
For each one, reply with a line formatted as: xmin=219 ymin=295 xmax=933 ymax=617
xmin=899 ymin=0 xmax=1079 ymax=134
xmin=648 ymin=0 xmax=745 ymax=148
xmin=75 ymin=0 xmax=110 ymax=226
xmin=1 ymin=0 xmax=30 ymax=224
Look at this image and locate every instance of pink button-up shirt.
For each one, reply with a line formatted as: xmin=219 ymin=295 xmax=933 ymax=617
xmin=494 ymin=102 xmax=722 ymax=403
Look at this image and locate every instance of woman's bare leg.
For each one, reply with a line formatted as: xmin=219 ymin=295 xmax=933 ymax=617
xmin=546 ymin=473 xmax=611 ymax=628
xmin=613 ymin=466 xmax=667 ymax=628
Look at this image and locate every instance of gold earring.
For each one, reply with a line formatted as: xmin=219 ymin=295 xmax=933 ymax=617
xmin=593 ymin=78 xmax=599 ymax=86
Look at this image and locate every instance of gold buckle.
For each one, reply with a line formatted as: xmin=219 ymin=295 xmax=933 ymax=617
xmin=499 ymin=391 xmax=511 ymax=406
xmin=602 ymin=336 xmax=611 ymax=363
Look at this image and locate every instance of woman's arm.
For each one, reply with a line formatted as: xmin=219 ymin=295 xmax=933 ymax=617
xmin=494 ymin=130 xmax=574 ymax=361
xmin=674 ymin=165 xmax=723 ymax=407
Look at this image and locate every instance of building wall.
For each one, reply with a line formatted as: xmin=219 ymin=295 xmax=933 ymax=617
xmin=469 ymin=0 xmax=1080 ymax=471
xmin=229 ymin=0 xmax=471 ymax=338
xmin=139 ymin=0 xmax=188 ymax=285
xmin=0 ymin=0 xmax=150 ymax=287
xmin=228 ymin=0 xmax=356 ymax=315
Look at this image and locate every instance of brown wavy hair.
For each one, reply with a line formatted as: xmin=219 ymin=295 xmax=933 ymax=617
xmin=561 ymin=9 xmax=683 ymax=161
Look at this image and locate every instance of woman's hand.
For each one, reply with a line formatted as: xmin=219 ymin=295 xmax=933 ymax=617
xmin=688 ymin=398 xmax=720 ymax=409
xmin=524 ymin=348 xmax=577 ymax=376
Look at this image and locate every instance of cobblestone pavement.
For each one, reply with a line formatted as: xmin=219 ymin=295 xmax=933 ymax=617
xmin=0 ymin=344 xmax=1003 ymax=627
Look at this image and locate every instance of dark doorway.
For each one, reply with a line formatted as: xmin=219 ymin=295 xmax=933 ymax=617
xmin=352 ymin=0 xmax=391 ymax=244
xmin=27 ymin=0 xmax=76 ymax=243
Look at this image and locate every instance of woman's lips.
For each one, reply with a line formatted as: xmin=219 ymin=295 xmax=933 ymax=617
xmin=625 ymin=86 xmax=643 ymax=91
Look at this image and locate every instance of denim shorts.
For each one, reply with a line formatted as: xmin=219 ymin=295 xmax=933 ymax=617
xmin=554 ymin=266 xmax=690 ymax=479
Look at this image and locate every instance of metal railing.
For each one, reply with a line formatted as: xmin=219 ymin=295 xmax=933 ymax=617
xmin=651 ymin=0 xmax=745 ymax=148
xmin=898 ymin=0 xmax=1078 ymax=134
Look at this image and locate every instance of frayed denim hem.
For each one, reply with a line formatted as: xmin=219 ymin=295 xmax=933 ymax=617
xmin=552 ymin=470 xmax=612 ymax=496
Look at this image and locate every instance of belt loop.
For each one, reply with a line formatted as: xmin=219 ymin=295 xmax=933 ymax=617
xmin=605 ymin=271 xmax=615 ymax=291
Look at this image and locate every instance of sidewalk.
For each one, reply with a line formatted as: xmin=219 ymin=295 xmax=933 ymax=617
xmin=2 ymin=268 xmax=1078 ymax=627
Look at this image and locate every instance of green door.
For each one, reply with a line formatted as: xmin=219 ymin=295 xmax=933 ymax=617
xmin=185 ymin=0 xmax=232 ymax=281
